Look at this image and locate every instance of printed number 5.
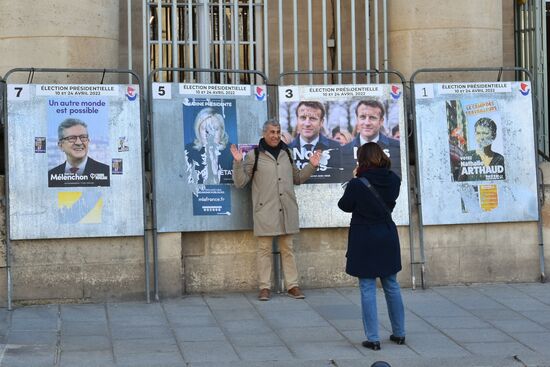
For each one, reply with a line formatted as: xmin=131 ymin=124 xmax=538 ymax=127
xmin=157 ymin=86 xmax=165 ymax=96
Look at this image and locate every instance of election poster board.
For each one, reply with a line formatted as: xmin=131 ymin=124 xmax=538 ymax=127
xmin=414 ymin=81 xmax=538 ymax=225
xmin=7 ymin=84 xmax=144 ymax=239
xmin=278 ymin=84 xmax=409 ymax=226
xmin=151 ymin=82 xmax=268 ymax=232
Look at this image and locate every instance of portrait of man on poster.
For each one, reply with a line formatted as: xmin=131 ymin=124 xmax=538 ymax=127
xmin=343 ymin=100 xmax=401 ymax=179
xmin=48 ymin=118 xmax=110 ymax=187
xmin=287 ymin=101 xmax=342 ymax=183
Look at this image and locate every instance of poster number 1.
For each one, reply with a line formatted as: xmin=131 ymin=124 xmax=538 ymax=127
xmin=416 ymin=85 xmax=434 ymax=99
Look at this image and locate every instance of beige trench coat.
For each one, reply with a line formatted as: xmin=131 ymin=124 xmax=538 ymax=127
xmin=233 ymin=145 xmax=316 ymax=236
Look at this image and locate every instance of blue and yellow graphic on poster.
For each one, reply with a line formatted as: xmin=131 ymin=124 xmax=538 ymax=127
xmin=58 ymin=191 xmax=103 ymax=224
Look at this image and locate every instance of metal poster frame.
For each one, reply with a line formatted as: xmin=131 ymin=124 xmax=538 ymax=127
xmin=277 ymin=69 xmax=420 ymax=290
xmin=410 ymin=66 xmax=545 ymax=286
xmin=147 ymin=68 xmax=269 ymax=300
xmin=0 ymin=75 xmax=4 ymax=122
xmin=3 ymin=68 xmax=151 ymax=310
xmin=0 ymin=75 xmax=8 ymax=308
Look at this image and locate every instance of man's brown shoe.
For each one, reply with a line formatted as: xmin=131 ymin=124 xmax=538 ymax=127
xmin=258 ymin=288 xmax=271 ymax=301
xmin=287 ymin=286 xmax=305 ymax=299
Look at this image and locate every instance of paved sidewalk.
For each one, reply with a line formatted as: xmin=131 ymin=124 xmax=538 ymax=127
xmin=1 ymin=282 xmax=550 ymax=367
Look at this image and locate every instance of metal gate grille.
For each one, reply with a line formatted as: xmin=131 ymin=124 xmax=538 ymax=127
xmin=515 ymin=0 xmax=548 ymax=155
xmin=145 ymin=0 xmax=388 ymax=85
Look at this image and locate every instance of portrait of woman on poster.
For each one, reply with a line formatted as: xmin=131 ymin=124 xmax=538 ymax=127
xmin=458 ymin=117 xmax=505 ymax=181
xmin=338 ymin=142 xmax=406 ymax=351
xmin=184 ymin=107 xmax=234 ymax=185
xmin=331 ymin=126 xmax=353 ymax=146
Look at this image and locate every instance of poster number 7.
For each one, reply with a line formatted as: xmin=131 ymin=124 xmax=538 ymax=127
xmin=8 ymin=85 xmax=30 ymax=101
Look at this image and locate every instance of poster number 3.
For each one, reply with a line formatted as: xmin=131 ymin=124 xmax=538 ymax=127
xmin=8 ymin=85 xmax=30 ymax=101
xmin=280 ymin=86 xmax=299 ymax=101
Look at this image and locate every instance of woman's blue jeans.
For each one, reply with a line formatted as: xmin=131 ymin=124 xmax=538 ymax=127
xmin=359 ymin=273 xmax=405 ymax=342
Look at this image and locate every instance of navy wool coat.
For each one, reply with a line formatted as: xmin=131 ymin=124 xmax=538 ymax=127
xmin=338 ymin=168 xmax=402 ymax=279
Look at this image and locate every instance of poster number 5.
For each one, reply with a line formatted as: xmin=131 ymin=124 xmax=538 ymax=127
xmin=152 ymin=83 xmax=171 ymax=99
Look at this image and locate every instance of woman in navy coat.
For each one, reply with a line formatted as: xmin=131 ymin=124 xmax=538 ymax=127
xmin=338 ymin=142 xmax=405 ymax=351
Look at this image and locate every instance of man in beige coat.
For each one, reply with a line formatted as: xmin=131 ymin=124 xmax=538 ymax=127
xmin=231 ymin=119 xmax=321 ymax=301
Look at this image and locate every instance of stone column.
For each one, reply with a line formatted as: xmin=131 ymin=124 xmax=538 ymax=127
xmin=388 ymin=0 xmax=503 ymax=81
xmin=0 ymin=0 xmax=120 ymax=83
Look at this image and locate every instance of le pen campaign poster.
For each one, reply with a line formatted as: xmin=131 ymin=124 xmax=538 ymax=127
xmin=7 ymin=84 xmax=144 ymax=239
xmin=151 ymin=82 xmax=268 ymax=232
xmin=414 ymin=82 xmax=538 ymax=225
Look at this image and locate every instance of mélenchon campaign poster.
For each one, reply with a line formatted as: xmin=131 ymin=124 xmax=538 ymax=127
xmin=7 ymin=84 xmax=144 ymax=239
xmin=278 ymin=84 xmax=409 ymax=227
xmin=414 ymin=81 xmax=538 ymax=225
xmin=151 ymin=82 xmax=268 ymax=232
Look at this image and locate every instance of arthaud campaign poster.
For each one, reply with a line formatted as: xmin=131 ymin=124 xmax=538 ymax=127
xmin=7 ymin=84 xmax=144 ymax=239
xmin=414 ymin=81 xmax=538 ymax=225
xmin=278 ymin=84 xmax=409 ymax=227
xmin=151 ymin=82 xmax=268 ymax=232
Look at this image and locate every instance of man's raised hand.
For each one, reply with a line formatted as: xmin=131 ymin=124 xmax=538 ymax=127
xmin=230 ymin=144 xmax=243 ymax=161
xmin=309 ymin=149 xmax=322 ymax=168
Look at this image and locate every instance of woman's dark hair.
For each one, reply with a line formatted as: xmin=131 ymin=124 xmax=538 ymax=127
xmin=356 ymin=142 xmax=391 ymax=176
xmin=474 ymin=117 xmax=497 ymax=139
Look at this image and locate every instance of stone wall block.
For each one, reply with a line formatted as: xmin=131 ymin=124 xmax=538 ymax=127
xmin=184 ymin=253 xmax=256 ymax=293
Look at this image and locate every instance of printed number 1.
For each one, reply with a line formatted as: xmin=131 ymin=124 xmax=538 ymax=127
xmin=421 ymin=88 xmax=427 ymax=97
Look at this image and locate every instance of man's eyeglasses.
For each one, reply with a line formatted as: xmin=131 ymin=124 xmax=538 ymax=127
xmin=60 ymin=135 xmax=89 ymax=143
